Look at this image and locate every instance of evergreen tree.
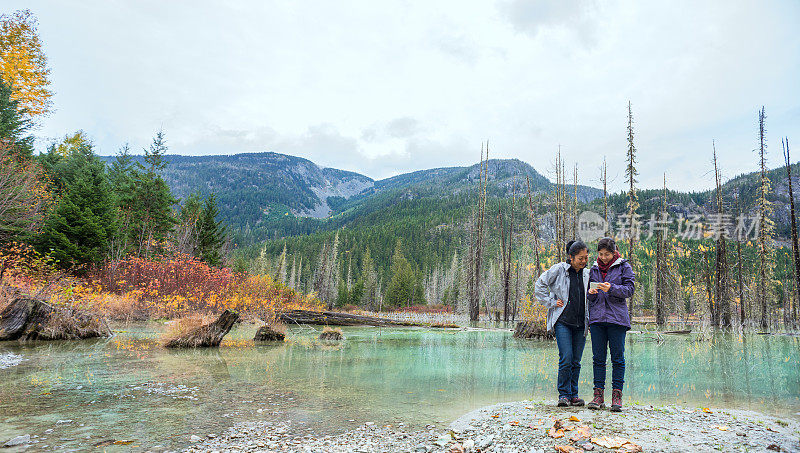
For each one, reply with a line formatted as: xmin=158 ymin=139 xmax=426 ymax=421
xmin=386 ymin=240 xmax=417 ymax=307
xmin=197 ymin=193 xmax=226 ymax=266
xmin=131 ymin=130 xmax=177 ymax=256
xmin=35 ymin=142 xmax=117 ymax=270
xmin=0 ymin=77 xmax=33 ymax=159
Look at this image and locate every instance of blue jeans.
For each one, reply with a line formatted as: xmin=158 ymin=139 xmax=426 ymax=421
xmin=590 ymin=322 xmax=627 ymax=391
xmin=553 ymin=322 xmax=586 ymax=399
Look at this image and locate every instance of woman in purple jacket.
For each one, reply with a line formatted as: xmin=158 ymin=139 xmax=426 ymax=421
xmin=586 ymin=237 xmax=635 ymax=412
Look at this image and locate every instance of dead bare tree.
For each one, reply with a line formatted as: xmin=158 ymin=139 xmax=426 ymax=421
xmin=713 ymin=142 xmax=731 ymax=327
xmin=654 ymin=174 xmax=667 ymax=327
xmin=783 ymin=137 xmax=800 ymax=328
xmin=602 ymin=157 xmax=609 ymax=236
xmin=735 ymin=197 xmax=746 ymax=326
xmin=525 ymin=175 xmax=542 ymax=277
xmin=497 ymin=178 xmax=516 ymax=323
xmin=467 ymin=142 xmax=489 ymax=322
xmin=756 ymin=107 xmax=775 ymax=330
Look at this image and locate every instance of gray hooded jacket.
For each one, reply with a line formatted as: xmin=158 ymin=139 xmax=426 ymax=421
xmin=534 ymin=261 xmax=590 ymax=336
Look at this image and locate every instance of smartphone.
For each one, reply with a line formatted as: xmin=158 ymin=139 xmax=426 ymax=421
xmin=589 ymin=282 xmax=600 ymax=290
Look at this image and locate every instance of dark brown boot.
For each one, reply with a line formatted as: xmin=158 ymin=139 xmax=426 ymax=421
xmin=587 ymin=388 xmax=604 ymax=410
xmin=570 ymin=396 xmax=584 ymax=406
xmin=611 ymin=389 xmax=623 ymax=412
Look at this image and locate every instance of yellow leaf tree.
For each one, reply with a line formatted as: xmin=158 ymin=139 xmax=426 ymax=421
xmin=0 ymin=9 xmax=53 ymax=121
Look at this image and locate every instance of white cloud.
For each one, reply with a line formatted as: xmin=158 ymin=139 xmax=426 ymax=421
xmin=11 ymin=0 xmax=800 ymax=192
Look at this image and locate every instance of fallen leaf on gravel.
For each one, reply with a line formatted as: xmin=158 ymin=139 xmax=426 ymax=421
xmin=569 ymin=415 xmax=581 ymax=422
xmin=549 ymin=427 xmax=565 ymax=438
xmin=681 ymin=409 xmax=693 ymax=413
xmin=702 ymin=407 xmax=713 ymax=413
xmin=113 ymin=441 xmax=134 ymax=445
xmin=448 ymin=443 xmax=464 ymax=453
xmin=766 ymin=444 xmax=781 ymax=451
xmin=619 ymin=443 xmax=643 ymax=453
xmin=591 ymin=436 xmax=630 ymax=448
xmin=491 ymin=414 xmax=500 ymax=418
xmin=525 ymin=406 xmax=533 ymax=409
xmin=509 ymin=420 xmax=519 ymax=426
xmin=570 ymin=425 xmax=591 ymax=441
xmin=554 ymin=445 xmax=581 ymax=452
xmin=766 ymin=426 xmax=778 ymax=432
xmin=715 ymin=425 xmax=730 ymax=431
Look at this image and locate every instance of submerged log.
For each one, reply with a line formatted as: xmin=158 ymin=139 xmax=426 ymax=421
xmin=0 ymin=297 xmax=112 ymax=341
xmin=278 ymin=309 xmax=429 ymax=327
xmin=164 ymin=310 xmax=239 ymax=348
xmin=512 ymin=320 xmax=553 ymax=339
xmin=663 ymin=329 xmax=692 ymax=335
xmin=254 ymin=325 xmax=285 ymax=342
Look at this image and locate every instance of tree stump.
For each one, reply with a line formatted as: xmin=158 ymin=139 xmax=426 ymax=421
xmin=0 ymin=297 xmax=112 ymax=341
xmin=254 ymin=325 xmax=285 ymax=342
xmin=164 ymin=310 xmax=239 ymax=348
xmin=513 ymin=320 xmax=553 ymax=339
xmin=319 ymin=327 xmax=344 ymax=341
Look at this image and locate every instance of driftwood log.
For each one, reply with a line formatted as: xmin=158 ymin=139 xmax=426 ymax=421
xmin=254 ymin=325 xmax=285 ymax=342
xmin=278 ymin=309 xmax=429 ymax=327
xmin=164 ymin=310 xmax=239 ymax=348
xmin=512 ymin=320 xmax=554 ymax=339
xmin=0 ymin=297 xmax=112 ymax=341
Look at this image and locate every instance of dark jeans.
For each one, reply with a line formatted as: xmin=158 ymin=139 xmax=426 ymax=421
xmin=553 ymin=322 xmax=586 ymax=399
xmin=590 ymin=322 xmax=627 ymax=391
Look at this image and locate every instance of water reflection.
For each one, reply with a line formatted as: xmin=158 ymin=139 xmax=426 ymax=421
xmin=0 ymin=324 xmax=798 ymax=452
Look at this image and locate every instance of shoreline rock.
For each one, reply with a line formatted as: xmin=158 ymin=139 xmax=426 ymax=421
xmin=183 ymin=401 xmax=800 ymax=452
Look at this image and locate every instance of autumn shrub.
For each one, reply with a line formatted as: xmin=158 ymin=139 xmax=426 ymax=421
xmin=89 ymin=255 xmax=321 ymax=319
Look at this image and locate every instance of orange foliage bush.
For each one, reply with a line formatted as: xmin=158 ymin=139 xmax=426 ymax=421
xmin=2 ymin=251 xmax=321 ymax=321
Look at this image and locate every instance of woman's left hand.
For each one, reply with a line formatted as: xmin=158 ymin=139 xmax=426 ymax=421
xmin=598 ymin=282 xmax=611 ymax=292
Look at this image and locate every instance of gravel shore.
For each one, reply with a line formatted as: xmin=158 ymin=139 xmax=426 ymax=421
xmin=183 ymin=401 xmax=800 ymax=453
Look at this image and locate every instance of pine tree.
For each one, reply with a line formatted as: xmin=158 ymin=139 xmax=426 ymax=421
xmin=0 ymin=77 xmax=33 ymax=159
xmin=196 ymin=193 xmax=226 ymax=267
xmin=131 ymin=130 xmax=177 ymax=256
xmin=35 ymin=143 xmax=117 ymax=270
xmin=107 ymin=143 xmax=136 ymax=259
xmin=386 ymin=239 xmax=416 ymax=307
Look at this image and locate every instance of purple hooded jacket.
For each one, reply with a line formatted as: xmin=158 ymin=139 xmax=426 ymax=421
xmin=587 ymin=257 xmax=636 ymax=329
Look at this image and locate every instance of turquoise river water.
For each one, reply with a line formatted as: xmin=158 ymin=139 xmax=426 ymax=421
xmin=1 ymin=323 xmax=799 ymax=451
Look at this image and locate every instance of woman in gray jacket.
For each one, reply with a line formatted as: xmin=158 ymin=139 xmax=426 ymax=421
xmin=534 ymin=240 xmax=590 ymax=407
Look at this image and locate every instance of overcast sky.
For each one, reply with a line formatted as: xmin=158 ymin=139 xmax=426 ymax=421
xmin=10 ymin=0 xmax=800 ymax=192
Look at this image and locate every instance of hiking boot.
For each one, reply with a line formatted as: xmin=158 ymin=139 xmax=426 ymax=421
xmin=587 ymin=388 xmax=604 ymax=410
xmin=557 ymin=397 xmax=570 ymax=407
xmin=611 ymin=389 xmax=623 ymax=412
xmin=570 ymin=397 xmax=585 ymax=406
